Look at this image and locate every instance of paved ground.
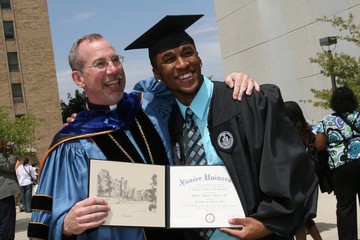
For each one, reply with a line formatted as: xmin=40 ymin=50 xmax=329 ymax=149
xmin=15 ymin=192 xmax=360 ymax=239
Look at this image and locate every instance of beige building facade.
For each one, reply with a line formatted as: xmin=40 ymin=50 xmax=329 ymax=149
xmin=0 ymin=0 xmax=62 ymax=163
xmin=213 ymin=0 xmax=360 ymax=122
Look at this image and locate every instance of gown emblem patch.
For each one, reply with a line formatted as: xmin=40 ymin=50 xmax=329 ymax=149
xmin=217 ymin=131 xmax=234 ymax=150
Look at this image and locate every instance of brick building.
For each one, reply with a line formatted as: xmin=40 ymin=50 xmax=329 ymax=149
xmin=0 ymin=0 xmax=62 ymax=164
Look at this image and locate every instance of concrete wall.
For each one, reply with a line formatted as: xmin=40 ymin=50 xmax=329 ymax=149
xmin=213 ymin=0 xmax=360 ymax=122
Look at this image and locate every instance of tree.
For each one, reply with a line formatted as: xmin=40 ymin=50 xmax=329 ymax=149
xmin=148 ymin=174 xmax=157 ymax=211
xmin=308 ymin=13 xmax=360 ymax=109
xmin=60 ymin=89 xmax=87 ymax=123
xmin=0 ymin=106 xmax=41 ymax=157
xmin=97 ymin=169 xmax=112 ymax=197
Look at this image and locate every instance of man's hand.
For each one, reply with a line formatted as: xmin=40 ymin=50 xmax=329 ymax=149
xmin=225 ymin=72 xmax=260 ymax=101
xmin=220 ymin=217 xmax=272 ymax=240
xmin=63 ymin=197 xmax=110 ymax=237
xmin=64 ymin=113 xmax=77 ymax=126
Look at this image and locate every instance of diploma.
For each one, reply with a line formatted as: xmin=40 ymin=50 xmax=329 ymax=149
xmin=88 ymin=159 xmax=244 ymax=228
xmin=89 ymin=160 xmax=166 ymax=227
xmin=168 ymin=165 xmax=244 ymax=228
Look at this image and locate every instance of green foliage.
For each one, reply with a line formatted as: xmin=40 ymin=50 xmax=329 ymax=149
xmin=0 ymin=106 xmax=41 ymax=157
xmin=309 ymin=13 xmax=360 ymax=109
xmin=60 ymin=89 xmax=87 ymax=123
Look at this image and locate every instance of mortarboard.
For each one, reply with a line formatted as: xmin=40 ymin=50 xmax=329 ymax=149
xmin=124 ymin=14 xmax=204 ymax=61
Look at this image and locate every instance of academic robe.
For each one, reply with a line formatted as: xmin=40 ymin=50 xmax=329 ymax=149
xmin=28 ymin=93 xmax=169 ymax=240
xmin=169 ymin=82 xmax=319 ymax=239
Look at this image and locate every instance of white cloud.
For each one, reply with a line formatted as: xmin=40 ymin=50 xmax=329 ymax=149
xmin=60 ymin=11 xmax=97 ymax=24
xmin=75 ymin=11 xmax=96 ymax=22
xmin=190 ymin=23 xmax=219 ymax=35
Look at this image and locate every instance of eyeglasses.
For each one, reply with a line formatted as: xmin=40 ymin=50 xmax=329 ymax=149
xmin=83 ymin=55 xmax=124 ymax=70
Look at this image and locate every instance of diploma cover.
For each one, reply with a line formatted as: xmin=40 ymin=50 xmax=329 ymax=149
xmin=89 ymin=159 xmax=245 ymax=228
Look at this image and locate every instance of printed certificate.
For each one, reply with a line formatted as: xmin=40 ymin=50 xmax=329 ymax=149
xmin=88 ymin=159 xmax=244 ymax=228
xmin=168 ymin=165 xmax=245 ymax=228
xmin=89 ymin=160 xmax=166 ymax=227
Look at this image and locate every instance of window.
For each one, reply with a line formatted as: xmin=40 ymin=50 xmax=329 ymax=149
xmin=3 ymin=21 xmax=14 ymax=39
xmin=11 ymin=83 xmax=23 ymax=103
xmin=7 ymin=52 xmax=19 ymax=71
xmin=0 ymin=0 xmax=10 ymax=9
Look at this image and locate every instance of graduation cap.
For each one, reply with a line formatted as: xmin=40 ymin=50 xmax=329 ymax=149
xmin=124 ymin=14 xmax=204 ymax=61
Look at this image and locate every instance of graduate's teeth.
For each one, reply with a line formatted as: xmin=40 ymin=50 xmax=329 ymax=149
xmin=179 ymin=73 xmax=192 ymax=80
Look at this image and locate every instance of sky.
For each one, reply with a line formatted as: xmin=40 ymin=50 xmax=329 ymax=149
xmin=47 ymin=0 xmax=224 ymax=102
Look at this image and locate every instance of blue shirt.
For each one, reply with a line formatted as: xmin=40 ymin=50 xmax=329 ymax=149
xmin=176 ymin=77 xmax=223 ymax=166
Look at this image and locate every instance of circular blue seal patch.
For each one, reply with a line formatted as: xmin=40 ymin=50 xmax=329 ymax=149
xmin=217 ymin=131 xmax=234 ymax=150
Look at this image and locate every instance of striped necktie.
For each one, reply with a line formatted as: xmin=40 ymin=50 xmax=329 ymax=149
xmin=183 ymin=108 xmax=207 ymax=165
xmin=182 ymin=108 xmax=215 ymax=239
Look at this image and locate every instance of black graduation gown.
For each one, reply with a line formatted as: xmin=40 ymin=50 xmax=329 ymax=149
xmin=169 ymin=82 xmax=318 ymax=239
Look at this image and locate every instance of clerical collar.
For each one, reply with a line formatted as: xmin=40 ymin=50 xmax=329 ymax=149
xmin=87 ymin=101 xmax=118 ymax=110
xmin=57 ymin=92 xmax=141 ymax=135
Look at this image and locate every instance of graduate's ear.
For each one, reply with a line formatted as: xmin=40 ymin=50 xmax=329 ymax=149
xmin=152 ymin=68 xmax=161 ymax=82
xmin=72 ymin=71 xmax=85 ymax=88
xmin=196 ymin=52 xmax=202 ymax=67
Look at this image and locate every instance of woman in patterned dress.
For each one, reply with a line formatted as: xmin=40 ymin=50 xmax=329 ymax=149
xmin=315 ymin=86 xmax=360 ymax=240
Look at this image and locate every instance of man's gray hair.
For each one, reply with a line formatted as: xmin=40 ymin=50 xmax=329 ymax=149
xmin=68 ymin=33 xmax=103 ymax=71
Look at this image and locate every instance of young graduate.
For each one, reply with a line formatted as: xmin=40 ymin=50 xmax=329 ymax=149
xmin=125 ymin=14 xmax=319 ymax=240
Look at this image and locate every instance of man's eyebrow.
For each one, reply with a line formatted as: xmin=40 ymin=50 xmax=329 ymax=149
xmin=94 ymin=54 xmax=118 ymax=61
xmin=161 ymin=51 xmax=175 ymax=60
xmin=181 ymin=45 xmax=193 ymax=50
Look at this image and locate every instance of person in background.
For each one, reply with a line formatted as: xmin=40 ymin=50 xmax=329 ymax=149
xmin=15 ymin=156 xmax=22 ymax=170
xmin=15 ymin=156 xmax=25 ymax=212
xmin=0 ymin=141 xmax=21 ymax=240
xmin=28 ymin=33 xmax=259 ymax=240
xmin=16 ymin=157 xmax=37 ymax=213
xmin=284 ymin=101 xmax=322 ymax=240
xmin=315 ymin=86 xmax=360 ymax=240
xmin=30 ymin=163 xmax=39 ymax=196
xmin=125 ymin=14 xmax=318 ymax=240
